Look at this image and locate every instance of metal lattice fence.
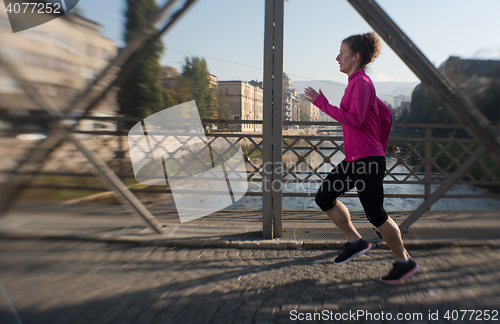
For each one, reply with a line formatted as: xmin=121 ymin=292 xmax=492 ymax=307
xmin=1 ymin=117 xmax=498 ymax=202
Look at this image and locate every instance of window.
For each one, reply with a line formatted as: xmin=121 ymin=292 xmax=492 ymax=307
xmin=50 ymin=58 xmax=62 ymax=70
xmin=0 ymin=47 xmax=23 ymax=64
xmin=0 ymin=16 xmax=10 ymax=30
xmin=0 ymin=75 xmax=22 ymax=94
xmin=82 ymin=67 xmax=94 ymax=80
xmin=85 ymin=44 xmax=94 ymax=56
xmin=100 ymin=49 xmax=110 ymax=61
xmin=58 ymin=61 xmax=77 ymax=75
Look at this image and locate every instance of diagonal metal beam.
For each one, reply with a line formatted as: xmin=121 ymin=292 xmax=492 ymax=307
xmin=399 ymin=145 xmax=488 ymax=231
xmin=347 ymin=0 xmax=500 ymax=159
xmin=65 ymin=0 xmax=180 ymax=115
xmin=0 ymin=54 xmax=166 ymax=234
xmin=347 ymin=0 xmax=500 ymax=229
xmin=0 ymin=0 xmax=197 ymax=232
xmin=3 ymin=0 xmax=194 ymax=188
xmin=1 ymin=0 xmax=197 ymax=173
xmin=70 ymin=0 xmax=197 ymax=119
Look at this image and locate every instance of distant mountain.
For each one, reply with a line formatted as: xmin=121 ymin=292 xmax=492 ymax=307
xmin=293 ymin=80 xmax=419 ymax=107
xmin=293 ymin=80 xmax=346 ymax=106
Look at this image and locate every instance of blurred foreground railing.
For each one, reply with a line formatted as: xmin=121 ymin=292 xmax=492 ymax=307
xmin=1 ymin=116 xmax=498 ymax=202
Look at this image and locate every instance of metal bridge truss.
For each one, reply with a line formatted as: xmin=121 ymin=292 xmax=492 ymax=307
xmin=0 ymin=0 xmax=198 ymax=234
xmin=0 ymin=0 xmax=498 ymax=237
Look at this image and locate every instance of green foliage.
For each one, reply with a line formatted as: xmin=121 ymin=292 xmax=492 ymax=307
xmin=409 ymin=83 xmax=454 ymax=125
xmin=169 ymin=75 xmax=193 ymax=105
xmin=123 ymin=0 xmax=161 ymax=42
xmin=399 ymin=105 xmax=410 ymax=123
xmin=240 ymin=142 xmax=263 ymax=159
xmin=215 ymin=89 xmax=230 ymax=119
xmin=163 ymin=56 xmax=229 ymax=120
xmin=180 ymin=57 xmax=215 ymax=119
xmin=475 ymin=82 xmax=500 ymax=123
xmin=408 ymin=60 xmax=499 ymax=126
xmin=118 ymin=0 xmax=165 ymax=120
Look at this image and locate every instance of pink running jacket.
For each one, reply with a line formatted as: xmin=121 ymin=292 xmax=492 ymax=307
xmin=312 ymin=69 xmax=392 ymax=161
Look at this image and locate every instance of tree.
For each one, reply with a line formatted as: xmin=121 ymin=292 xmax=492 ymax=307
xmin=409 ymin=83 xmax=453 ymax=125
xmin=408 ymin=58 xmax=499 ymax=127
xmin=118 ymin=0 xmax=165 ymax=120
xmin=383 ymin=100 xmax=397 ymax=121
xmin=475 ymin=82 xmax=500 ymax=123
xmin=161 ymin=59 xmax=230 ymax=120
xmin=179 ymin=57 xmax=215 ymax=119
xmin=399 ymin=106 xmax=409 ymax=124
xmin=170 ymin=74 xmax=193 ymax=106
xmin=215 ymin=89 xmax=230 ymax=119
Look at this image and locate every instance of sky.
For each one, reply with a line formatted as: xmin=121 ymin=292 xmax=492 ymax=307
xmin=75 ymin=0 xmax=500 ymax=85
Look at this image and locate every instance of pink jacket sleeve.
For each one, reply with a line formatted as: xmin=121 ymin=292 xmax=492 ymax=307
xmin=312 ymin=82 xmax=372 ymax=129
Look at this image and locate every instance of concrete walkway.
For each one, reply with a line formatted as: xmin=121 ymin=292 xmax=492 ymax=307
xmin=0 ymin=239 xmax=499 ymax=324
xmin=0 ymin=201 xmax=499 ymax=249
xmin=0 ymin=201 xmax=499 ymax=323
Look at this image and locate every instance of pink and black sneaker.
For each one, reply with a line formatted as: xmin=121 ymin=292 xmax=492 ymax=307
xmin=334 ymin=239 xmax=373 ymax=264
xmin=380 ymin=259 xmax=419 ymax=284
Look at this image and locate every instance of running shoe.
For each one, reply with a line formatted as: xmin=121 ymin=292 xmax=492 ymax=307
xmin=380 ymin=259 xmax=419 ymax=284
xmin=334 ymin=239 xmax=373 ymax=264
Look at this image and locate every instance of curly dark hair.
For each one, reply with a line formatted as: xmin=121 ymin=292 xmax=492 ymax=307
xmin=343 ymin=32 xmax=381 ymax=68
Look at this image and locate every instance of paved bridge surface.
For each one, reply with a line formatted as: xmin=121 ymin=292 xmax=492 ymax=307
xmin=0 ymin=201 xmax=498 ymax=324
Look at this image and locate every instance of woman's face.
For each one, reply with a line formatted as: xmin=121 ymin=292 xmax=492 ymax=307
xmin=336 ymin=42 xmax=359 ymax=76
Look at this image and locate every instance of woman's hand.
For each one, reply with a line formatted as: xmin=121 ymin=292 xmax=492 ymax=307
xmin=304 ymin=87 xmax=323 ymax=103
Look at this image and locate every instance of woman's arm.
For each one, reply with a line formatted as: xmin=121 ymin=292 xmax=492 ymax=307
xmin=304 ymin=87 xmax=323 ymax=103
xmin=313 ymin=81 xmax=373 ymax=128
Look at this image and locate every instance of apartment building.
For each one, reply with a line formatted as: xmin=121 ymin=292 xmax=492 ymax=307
xmin=0 ymin=9 xmax=118 ymax=118
xmin=394 ymin=94 xmax=410 ymax=111
xmin=218 ymin=80 xmax=263 ymax=133
xmin=284 ymin=88 xmax=301 ymax=125
xmin=300 ymin=96 xmax=320 ymax=122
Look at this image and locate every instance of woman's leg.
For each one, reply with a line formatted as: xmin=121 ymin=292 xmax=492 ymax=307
xmin=356 ymin=157 xmax=410 ymax=261
xmin=316 ymin=161 xmax=372 ymax=263
xmin=325 ymin=200 xmax=361 ymax=242
xmin=378 ymin=217 xmax=418 ymax=284
xmin=315 ymin=161 xmax=358 ymax=241
xmin=377 ymin=217 xmax=407 ymax=261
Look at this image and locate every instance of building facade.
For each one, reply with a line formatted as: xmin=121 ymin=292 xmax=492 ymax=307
xmin=284 ymin=88 xmax=301 ymax=125
xmin=394 ymin=94 xmax=410 ymax=111
xmin=0 ymin=10 xmax=118 ymax=118
xmin=300 ymin=96 xmax=320 ymax=122
xmin=218 ymin=81 xmax=263 ymax=133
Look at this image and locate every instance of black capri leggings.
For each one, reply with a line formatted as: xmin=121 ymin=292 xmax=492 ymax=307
xmin=315 ymin=156 xmax=389 ymax=228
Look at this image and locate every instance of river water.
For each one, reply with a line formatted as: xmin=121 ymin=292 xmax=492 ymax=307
xmin=227 ymin=145 xmax=500 ymax=212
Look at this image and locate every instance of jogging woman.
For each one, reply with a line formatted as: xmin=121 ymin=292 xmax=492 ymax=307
xmin=304 ymin=32 xmax=418 ymax=284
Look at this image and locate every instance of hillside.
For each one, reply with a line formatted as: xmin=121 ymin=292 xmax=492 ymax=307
xmin=293 ymin=80 xmax=418 ymax=106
